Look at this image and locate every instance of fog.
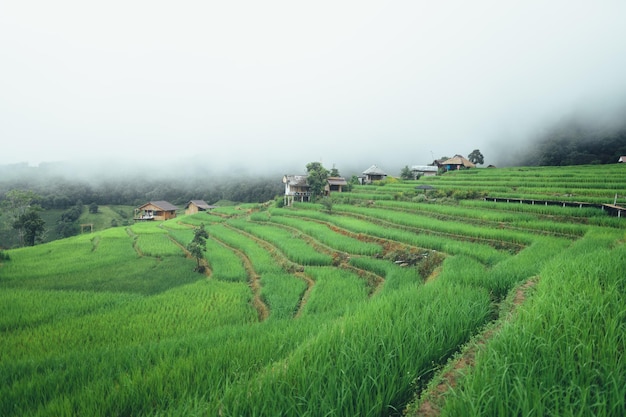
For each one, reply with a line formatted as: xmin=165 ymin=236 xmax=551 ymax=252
xmin=2 ymin=1 xmax=626 ymax=177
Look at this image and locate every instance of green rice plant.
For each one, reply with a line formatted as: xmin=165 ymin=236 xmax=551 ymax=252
xmin=334 ymin=204 xmax=536 ymax=246
xmin=273 ymin=206 xmax=509 ymax=265
xmin=436 ymin=229 xmax=626 ymax=416
xmin=260 ymin=272 xmax=308 ymax=320
xmin=299 ymin=266 xmax=370 ymax=317
xmin=205 ymin=238 xmax=248 ymax=282
xmin=349 ymin=257 xmax=423 ymax=292
xmin=266 ymin=214 xmax=383 ymax=255
xmin=218 ymin=280 xmax=493 ymax=416
xmin=438 ymin=237 xmax=571 ymax=299
xmin=134 ymin=233 xmax=185 ymax=257
xmin=228 ymin=219 xmax=333 ymax=266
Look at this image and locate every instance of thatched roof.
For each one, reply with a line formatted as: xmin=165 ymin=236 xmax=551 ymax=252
xmin=441 ymin=155 xmax=476 ymax=168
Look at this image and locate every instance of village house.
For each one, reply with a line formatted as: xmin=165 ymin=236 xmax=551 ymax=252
xmin=282 ymin=175 xmax=348 ymax=206
xmin=134 ymin=201 xmax=179 ymax=221
xmin=326 ymin=177 xmax=348 ymax=193
xmin=184 ymin=200 xmax=216 ymax=215
xmin=618 ymin=156 xmax=626 ymax=163
xmin=361 ymin=165 xmax=387 ymax=184
xmin=440 ymin=155 xmax=476 ymax=171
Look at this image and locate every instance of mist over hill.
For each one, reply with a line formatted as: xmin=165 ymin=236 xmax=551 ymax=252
xmin=496 ymin=103 xmax=626 ymax=167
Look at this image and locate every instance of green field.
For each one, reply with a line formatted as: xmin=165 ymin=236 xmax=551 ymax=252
xmin=1 ymin=164 xmax=625 ymax=416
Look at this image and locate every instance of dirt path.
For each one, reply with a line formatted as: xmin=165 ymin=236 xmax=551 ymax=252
xmin=410 ymin=277 xmax=538 ymax=416
xmin=212 ymin=237 xmax=270 ymax=322
xmin=293 ymin=271 xmax=315 ymax=318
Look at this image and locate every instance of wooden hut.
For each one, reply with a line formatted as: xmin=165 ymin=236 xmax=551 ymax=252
xmin=134 ymin=201 xmax=179 ymax=221
xmin=184 ymin=200 xmax=215 ymax=215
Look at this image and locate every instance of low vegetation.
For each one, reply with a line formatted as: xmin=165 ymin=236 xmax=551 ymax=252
xmin=1 ymin=164 xmax=625 ymax=416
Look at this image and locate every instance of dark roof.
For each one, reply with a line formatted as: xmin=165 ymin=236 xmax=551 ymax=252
xmin=147 ymin=200 xmax=179 ymax=211
xmin=185 ymin=200 xmax=215 ymax=210
xmin=327 ymin=177 xmax=347 ymax=186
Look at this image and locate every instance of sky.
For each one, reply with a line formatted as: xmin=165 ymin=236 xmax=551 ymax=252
xmin=2 ymin=1 xmax=626 ymax=175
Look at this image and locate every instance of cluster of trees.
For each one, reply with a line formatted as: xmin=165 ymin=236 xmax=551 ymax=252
xmin=1 ymin=190 xmax=46 ymax=247
xmin=56 ymin=201 xmax=85 ymax=238
xmin=0 ymin=170 xmax=284 ymax=212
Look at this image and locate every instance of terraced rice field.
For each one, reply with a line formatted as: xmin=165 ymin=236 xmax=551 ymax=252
xmin=1 ymin=164 xmax=625 ymax=416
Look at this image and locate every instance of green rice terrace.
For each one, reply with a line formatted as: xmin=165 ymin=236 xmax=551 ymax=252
xmin=1 ymin=164 xmax=625 ymax=416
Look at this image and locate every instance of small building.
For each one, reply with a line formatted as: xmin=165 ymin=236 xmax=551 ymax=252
xmin=283 ymin=175 xmax=311 ymax=206
xmin=184 ymin=200 xmax=216 ymax=215
xmin=411 ymin=165 xmax=438 ymax=178
xmin=283 ymin=175 xmax=348 ymax=206
xmin=361 ymin=165 xmax=387 ymax=184
xmin=134 ymin=201 xmax=179 ymax=221
xmin=440 ymin=155 xmax=476 ymax=171
xmin=325 ymin=177 xmax=348 ymax=194
xmin=618 ymin=156 xmax=626 ymax=163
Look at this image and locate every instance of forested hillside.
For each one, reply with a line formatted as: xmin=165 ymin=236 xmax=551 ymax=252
xmin=517 ymin=112 xmax=626 ymax=166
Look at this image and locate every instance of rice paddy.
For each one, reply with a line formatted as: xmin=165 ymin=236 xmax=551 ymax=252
xmin=1 ymin=163 xmax=625 ymax=416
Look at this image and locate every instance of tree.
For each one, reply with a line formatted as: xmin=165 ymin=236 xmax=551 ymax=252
xmin=89 ymin=202 xmax=99 ymax=214
xmin=400 ymin=165 xmax=413 ymax=180
xmin=329 ymin=166 xmax=340 ymax=177
xmin=13 ymin=208 xmax=46 ymax=246
xmin=187 ymin=223 xmax=209 ymax=272
xmin=2 ymin=190 xmax=44 ymax=247
xmin=305 ymin=162 xmax=329 ymax=200
xmin=320 ymin=198 xmax=334 ymax=214
xmin=468 ymin=149 xmax=485 ymax=165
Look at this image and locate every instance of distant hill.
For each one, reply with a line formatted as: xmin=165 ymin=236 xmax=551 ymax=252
xmin=518 ymin=112 xmax=626 ymax=166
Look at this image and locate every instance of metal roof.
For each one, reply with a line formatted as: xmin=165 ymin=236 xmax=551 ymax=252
xmin=363 ymin=165 xmax=387 ymax=175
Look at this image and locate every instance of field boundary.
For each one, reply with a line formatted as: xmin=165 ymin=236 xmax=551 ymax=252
xmin=408 ymin=276 xmax=538 ymax=416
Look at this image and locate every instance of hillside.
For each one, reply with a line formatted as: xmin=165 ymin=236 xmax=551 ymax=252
xmin=1 ymin=164 xmax=625 ymax=416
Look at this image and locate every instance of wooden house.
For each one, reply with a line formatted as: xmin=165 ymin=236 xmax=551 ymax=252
xmin=440 ymin=155 xmax=476 ymax=171
xmin=184 ymin=200 xmax=215 ymax=215
xmin=134 ymin=201 xmax=179 ymax=221
xmin=325 ymin=177 xmax=348 ymax=194
xmin=361 ymin=165 xmax=387 ymax=184
xmin=283 ymin=175 xmax=311 ymax=206
xmin=282 ymin=175 xmax=348 ymax=206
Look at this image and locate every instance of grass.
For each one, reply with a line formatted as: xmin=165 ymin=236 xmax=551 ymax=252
xmin=1 ymin=164 xmax=625 ymax=416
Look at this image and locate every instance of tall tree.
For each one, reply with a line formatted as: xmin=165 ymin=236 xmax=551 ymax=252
xmin=13 ymin=208 xmax=46 ymax=246
xmin=187 ymin=223 xmax=209 ymax=272
xmin=305 ymin=162 xmax=329 ymax=200
xmin=468 ymin=149 xmax=485 ymax=165
xmin=400 ymin=165 xmax=413 ymax=180
xmin=2 ymin=190 xmax=43 ymax=246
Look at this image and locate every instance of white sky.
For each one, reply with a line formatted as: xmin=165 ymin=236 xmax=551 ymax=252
xmin=2 ymin=1 xmax=626 ymax=173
